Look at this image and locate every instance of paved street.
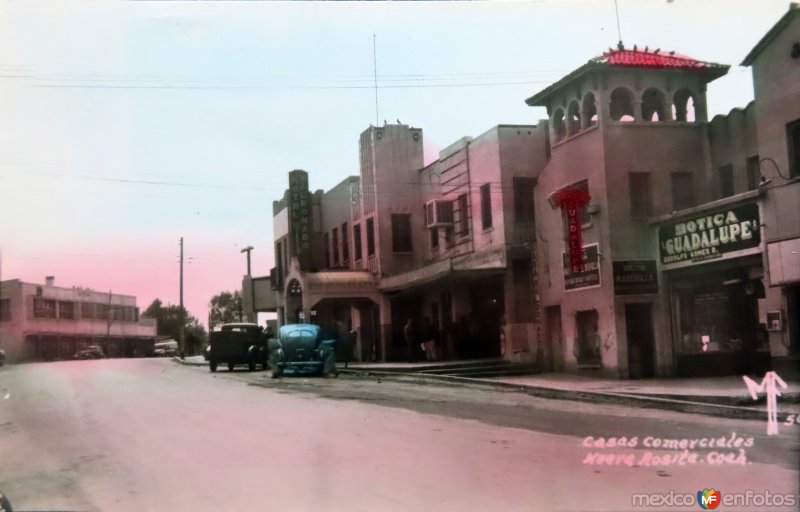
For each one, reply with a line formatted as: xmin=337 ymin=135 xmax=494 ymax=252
xmin=0 ymin=359 xmax=798 ymax=512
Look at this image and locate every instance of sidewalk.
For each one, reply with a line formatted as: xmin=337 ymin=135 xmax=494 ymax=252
xmin=175 ymin=356 xmax=800 ymax=421
xmin=340 ymin=360 xmax=800 ymax=421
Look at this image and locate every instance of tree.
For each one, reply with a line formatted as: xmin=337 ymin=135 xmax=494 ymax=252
xmin=142 ymin=299 xmax=207 ymax=355
xmin=208 ymin=290 xmax=244 ymax=330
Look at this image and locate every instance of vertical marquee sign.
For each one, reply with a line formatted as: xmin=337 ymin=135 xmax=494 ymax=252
xmin=288 ymin=170 xmax=312 ymax=270
xmin=553 ymin=187 xmax=591 ymax=273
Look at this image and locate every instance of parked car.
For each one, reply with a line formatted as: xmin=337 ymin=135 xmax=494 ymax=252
xmin=0 ymin=490 xmax=12 ymax=511
xmin=207 ymin=323 xmax=268 ymax=372
xmin=153 ymin=340 xmax=179 ymax=357
xmin=73 ymin=345 xmax=105 ymax=360
xmin=269 ymin=324 xmax=338 ymax=378
xmin=0 ymin=348 xmax=5 ymax=367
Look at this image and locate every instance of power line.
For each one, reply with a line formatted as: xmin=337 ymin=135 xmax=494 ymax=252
xmin=30 ymin=80 xmax=553 ymax=91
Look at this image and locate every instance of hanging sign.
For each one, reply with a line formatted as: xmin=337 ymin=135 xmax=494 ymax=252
xmin=553 ymin=187 xmax=591 ymax=272
xmin=288 ymin=170 xmax=312 ymax=269
xmin=563 ymin=244 xmax=600 ymax=290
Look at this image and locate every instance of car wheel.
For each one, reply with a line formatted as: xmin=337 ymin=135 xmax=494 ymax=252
xmin=228 ymin=363 xmax=235 ymax=371
xmin=248 ymin=361 xmax=256 ymax=372
xmin=263 ymin=362 xmax=269 ymax=371
xmin=209 ymin=361 xmax=217 ymax=372
xmin=271 ymin=369 xmax=282 ymax=379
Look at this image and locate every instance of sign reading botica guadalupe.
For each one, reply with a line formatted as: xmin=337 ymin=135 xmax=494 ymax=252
xmin=659 ymin=203 xmax=760 ymax=265
xmin=288 ymin=170 xmax=312 ymax=268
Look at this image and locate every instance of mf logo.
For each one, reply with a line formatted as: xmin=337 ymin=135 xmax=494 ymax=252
xmin=697 ymin=488 xmax=721 ymax=509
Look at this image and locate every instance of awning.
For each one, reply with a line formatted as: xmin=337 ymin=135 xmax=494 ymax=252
xmin=306 ymin=271 xmax=377 ymax=287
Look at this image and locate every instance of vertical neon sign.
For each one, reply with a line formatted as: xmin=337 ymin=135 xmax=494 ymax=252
xmin=554 ymin=187 xmax=591 ymax=273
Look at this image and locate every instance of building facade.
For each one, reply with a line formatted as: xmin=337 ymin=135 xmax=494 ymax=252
xmin=741 ymin=3 xmax=800 ymax=378
xmin=527 ymin=4 xmax=799 ymax=379
xmin=250 ymin=4 xmax=799 ymax=377
xmin=0 ymin=277 xmax=157 ymax=362
xmin=259 ymin=123 xmax=549 ymax=363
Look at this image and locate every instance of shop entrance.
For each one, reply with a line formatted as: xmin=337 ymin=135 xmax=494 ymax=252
xmin=544 ymin=306 xmax=563 ymax=372
xmin=670 ymin=259 xmax=769 ymax=377
xmin=626 ymin=303 xmax=655 ymax=378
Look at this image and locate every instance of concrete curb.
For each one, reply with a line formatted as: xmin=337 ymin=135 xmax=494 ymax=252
xmin=173 ymin=357 xmax=792 ymax=423
xmin=339 ymin=369 xmax=794 ymax=423
xmin=172 ymin=357 xmax=206 ymax=367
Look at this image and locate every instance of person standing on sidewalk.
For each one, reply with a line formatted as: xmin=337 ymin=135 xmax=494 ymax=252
xmin=420 ymin=316 xmax=438 ymax=361
xmin=404 ymin=318 xmax=417 ymax=363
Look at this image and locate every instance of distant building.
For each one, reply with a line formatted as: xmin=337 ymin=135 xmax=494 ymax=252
xmin=0 ymin=277 xmax=158 ymax=362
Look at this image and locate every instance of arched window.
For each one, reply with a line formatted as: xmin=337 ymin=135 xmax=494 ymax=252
xmin=582 ymin=92 xmax=598 ymax=128
xmin=673 ymin=89 xmax=696 ymax=122
xmin=610 ymin=87 xmax=635 ymax=122
xmin=642 ymin=88 xmax=667 ymax=122
xmin=567 ymin=101 xmax=581 ymax=136
xmin=552 ymin=109 xmax=566 ymax=142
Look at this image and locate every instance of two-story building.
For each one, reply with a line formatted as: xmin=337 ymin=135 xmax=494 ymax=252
xmin=741 ymin=3 xmax=800 ymax=378
xmin=260 ymin=122 xmax=549 ymax=363
xmin=0 ymin=277 xmax=157 ymax=362
xmin=249 ymin=4 xmax=800 ymax=377
xmin=527 ymin=3 xmax=799 ymax=379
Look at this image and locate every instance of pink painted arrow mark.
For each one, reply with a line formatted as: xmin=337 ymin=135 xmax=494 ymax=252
xmin=743 ymin=371 xmax=788 ymax=435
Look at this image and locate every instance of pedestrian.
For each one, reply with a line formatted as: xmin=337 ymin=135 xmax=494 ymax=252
xmin=346 ymin=328 xmax=357 ymax=369
xmin=420 ymin=316 xmax=438 ymax=361
xmin=404 ymin=318 xmax=417 ymax=363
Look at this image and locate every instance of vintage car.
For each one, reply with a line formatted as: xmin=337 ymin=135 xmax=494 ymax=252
xmin=268 ymin=324 xmax=338 ymax=378
xmin=152 ymin=340 xmax=179 ymax=357
xmin=73 ymin=345 xmax=106 ymax=360
xmin=207 ymin=323 xmax=268 ymax=372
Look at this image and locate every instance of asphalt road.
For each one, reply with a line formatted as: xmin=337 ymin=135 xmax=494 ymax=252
xmin=0 ymin=359 xmax=798 ymax=512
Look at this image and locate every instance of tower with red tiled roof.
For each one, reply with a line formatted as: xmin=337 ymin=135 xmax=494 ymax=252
xmin=524 ymin=44 xmax=735 ymax=378
xmin=526 ymin=44 xmax=729 ymax=142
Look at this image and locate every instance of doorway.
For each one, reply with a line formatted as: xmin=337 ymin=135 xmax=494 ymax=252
xmin=626 ymin=303 xmax=655 ymax=378
xmin=544 ymin=306 xmax=563 ymax=372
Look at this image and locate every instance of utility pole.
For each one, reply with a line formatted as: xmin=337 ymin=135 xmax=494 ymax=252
xmin=179 ymin=237 xmax=185 ymax=359
xmin=241 ymin=246 xmax=254 ymax=276
xmin=240 ymin=245 xmax=254 ymax=323
xmin=106 ymin=290 xmax=113 ymax=350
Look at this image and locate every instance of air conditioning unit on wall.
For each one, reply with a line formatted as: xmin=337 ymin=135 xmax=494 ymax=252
xmin=424 ymin=200 xmax=454 ymax=228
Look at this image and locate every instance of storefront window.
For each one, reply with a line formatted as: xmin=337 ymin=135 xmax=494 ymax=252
xmin=677 ymin=284 xmax=766 ymax=354
xmin=672 ymin=264 xmax=770 ymax=377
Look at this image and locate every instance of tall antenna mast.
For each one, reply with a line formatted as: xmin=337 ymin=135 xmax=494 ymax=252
xmin=373 ymin=33 xmax=379 ymax=125
xmin=613 ymin=0 xmax=623 ymax=48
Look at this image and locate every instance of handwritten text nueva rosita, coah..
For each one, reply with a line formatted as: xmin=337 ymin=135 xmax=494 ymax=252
xmin=581 ymin=433 xmax=753 ymax=466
